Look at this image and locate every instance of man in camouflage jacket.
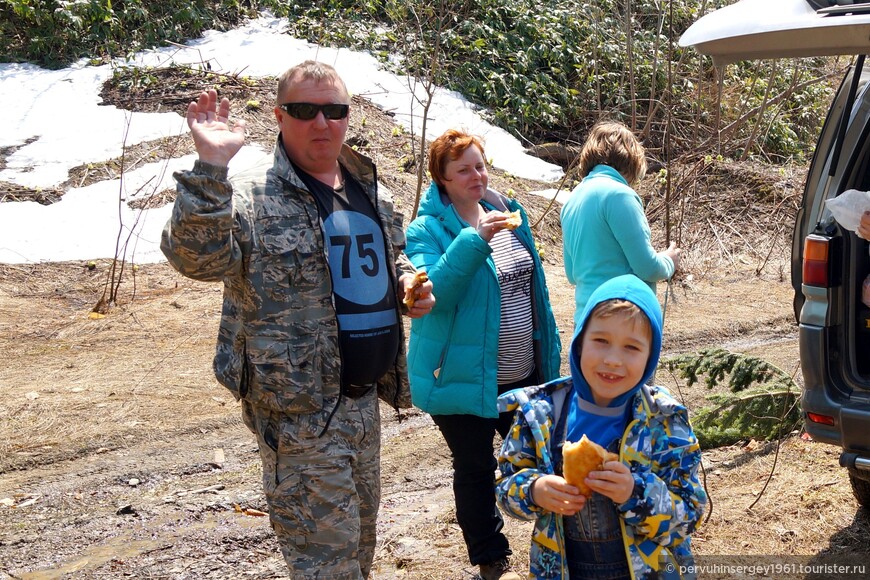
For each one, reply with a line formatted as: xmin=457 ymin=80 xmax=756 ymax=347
xmin=161 ymin=60 xmax=434 ymax=579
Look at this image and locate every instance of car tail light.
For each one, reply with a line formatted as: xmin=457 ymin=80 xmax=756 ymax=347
xmin=807 ymin=412 xmax=835 ymax=426
xmin=803 ymin=234 xmax=831 ymax=287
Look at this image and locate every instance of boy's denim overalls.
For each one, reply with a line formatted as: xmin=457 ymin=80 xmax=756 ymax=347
xmin=553 ymin=401 xmax=631 ymax=580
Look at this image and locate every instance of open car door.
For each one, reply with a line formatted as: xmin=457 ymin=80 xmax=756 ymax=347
xmin=680 ymin=0 xmax=870 ymax=320
xmin=679 ymin=0 xmax=870 ymax=65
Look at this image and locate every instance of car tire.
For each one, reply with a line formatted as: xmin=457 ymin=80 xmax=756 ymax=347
xmin=848 ymin=470 xmax=870 ymax=507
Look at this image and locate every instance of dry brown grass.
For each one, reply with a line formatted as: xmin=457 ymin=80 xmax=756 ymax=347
xmin=3 ymin=65 xmax=868 ymax=579
xmin=0 ymin=261 xmax=234 ymax=472
xmin=694 ymin=436 xmax=864 ymax=557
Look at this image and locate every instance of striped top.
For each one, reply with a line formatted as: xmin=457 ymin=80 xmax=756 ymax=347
xmin=490 ymin=227 xmax=535 ymax=384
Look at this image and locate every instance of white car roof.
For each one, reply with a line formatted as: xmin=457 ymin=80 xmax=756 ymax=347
xmin=679 ymin=0 xmax=870 ymax=65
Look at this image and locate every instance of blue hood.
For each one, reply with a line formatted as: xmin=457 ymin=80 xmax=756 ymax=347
xmin=417 ymin=179 xmax=450 ymax=219
xmin=566 ymin=274 xmax=663 ymax=446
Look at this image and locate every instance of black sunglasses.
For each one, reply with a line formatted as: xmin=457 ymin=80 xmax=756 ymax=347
xmin=279 ymin=102 xmax=350 ymax=120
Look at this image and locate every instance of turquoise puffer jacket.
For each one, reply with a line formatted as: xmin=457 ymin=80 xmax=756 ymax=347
xmin=404 ymin=180 xmax=561 ymax=418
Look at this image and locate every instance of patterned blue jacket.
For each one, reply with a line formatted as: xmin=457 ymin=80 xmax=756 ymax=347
xmin=496 ymin=380 xmax=706 ymax=579
xmin=497 ymin=273 xmax=705 ymax=578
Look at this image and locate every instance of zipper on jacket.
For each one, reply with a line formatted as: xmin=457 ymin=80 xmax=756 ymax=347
xmin=433 ymin=306 xmax=459 ymax=383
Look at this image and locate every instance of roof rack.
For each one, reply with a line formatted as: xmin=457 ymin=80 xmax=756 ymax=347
xmin=818 ymin=2 xmax=870 ymax=16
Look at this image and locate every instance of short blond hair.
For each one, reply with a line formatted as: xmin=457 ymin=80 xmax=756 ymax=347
xmin=577 ymin=121 xmax=647 ymax=185
xmin=276 ymin=60 xmax=349 ymax=104
xmin=588 ymin=299 xmax=652 ymax=341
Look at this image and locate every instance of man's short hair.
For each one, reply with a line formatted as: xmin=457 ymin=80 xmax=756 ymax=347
xmin=428 ymin=129 xmax=486 ymax=188
xmin=577 ymin=121 xmax=647 ymax=185
xmin=277 ymin=60 xmax=349 ymax=104
xmin=588 ymin=299 xmax=652 ymax=341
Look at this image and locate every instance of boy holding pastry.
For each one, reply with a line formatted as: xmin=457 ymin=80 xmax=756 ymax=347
xmin=495 ymin=274 xmax=706 ymax=579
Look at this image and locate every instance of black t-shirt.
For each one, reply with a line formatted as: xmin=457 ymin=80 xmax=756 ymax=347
xmin=295 ymin=164 xmax=401 ymax=387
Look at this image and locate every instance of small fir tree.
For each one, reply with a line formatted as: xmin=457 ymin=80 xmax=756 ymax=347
xmin=661 ymin=347 xmax=801 ymax=448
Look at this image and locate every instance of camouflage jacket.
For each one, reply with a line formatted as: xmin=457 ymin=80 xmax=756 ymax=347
xmin=161 ymin=139 xmax=414 ymax=415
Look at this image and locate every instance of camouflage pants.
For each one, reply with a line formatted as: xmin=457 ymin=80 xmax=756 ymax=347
xmin=242 ymin=392 xmax=381 ymax=579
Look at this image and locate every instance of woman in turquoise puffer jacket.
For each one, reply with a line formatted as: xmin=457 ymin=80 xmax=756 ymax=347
xmin=404 ymin=129 xmax=561 ymax=580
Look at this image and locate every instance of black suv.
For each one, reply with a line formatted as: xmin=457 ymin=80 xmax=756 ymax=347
xmin=681 ymin=0 xmax=870 ymax=506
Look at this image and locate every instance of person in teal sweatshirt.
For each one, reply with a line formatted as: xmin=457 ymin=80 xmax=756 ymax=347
xmin=561 ymin=120 xmax=681 ymax=330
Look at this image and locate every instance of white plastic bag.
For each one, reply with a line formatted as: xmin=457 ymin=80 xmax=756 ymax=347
xmin=825 ymin=189 xmax=870 ymax=233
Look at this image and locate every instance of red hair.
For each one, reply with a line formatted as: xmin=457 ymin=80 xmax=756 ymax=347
xmin=428 ymin=129 xmax=486 ymax=187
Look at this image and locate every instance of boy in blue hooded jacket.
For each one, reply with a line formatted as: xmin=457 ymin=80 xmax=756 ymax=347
xmin=495 ymin=274 xmax=706 ymax=579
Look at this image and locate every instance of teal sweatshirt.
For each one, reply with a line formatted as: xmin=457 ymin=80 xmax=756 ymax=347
xmin=561 ymin=164 xmax=674 ymax=330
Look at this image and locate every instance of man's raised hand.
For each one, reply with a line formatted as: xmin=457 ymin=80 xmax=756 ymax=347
xmin=187 ymin=89 xmax=246 ymax=168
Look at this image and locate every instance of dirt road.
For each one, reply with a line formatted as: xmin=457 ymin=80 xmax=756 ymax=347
xmin=2 ymin=258 xmax=867 ymax=580
xmin=2 ymin=69 xmax=869 ymax=579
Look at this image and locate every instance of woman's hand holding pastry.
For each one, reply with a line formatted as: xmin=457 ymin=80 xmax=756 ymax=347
xmin=476 ymin=213 xmax=508 ymax=242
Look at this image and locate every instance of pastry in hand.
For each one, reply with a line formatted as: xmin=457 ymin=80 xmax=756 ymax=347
xmin=503 ymin=210 xmax=522 ymax=230
xmin=403 ymin=271 xmax=429 ymax=308
xmin=562 ymin=434 xmax=619 ymax=497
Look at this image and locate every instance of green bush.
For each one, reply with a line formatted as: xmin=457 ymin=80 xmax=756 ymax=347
xmin=1 ymin=0 xmax=836 ymax=161
xmin=265 ymin=0 xmax=835 ymax=161
xmin=0 ymin=0 xmax=254 ymax=69
xmin=661 ymin=348 xmax=802 ymax=449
